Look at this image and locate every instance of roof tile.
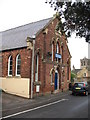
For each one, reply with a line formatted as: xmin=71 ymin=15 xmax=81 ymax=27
xmin=1 ymin=18 xmax=52 ymax=51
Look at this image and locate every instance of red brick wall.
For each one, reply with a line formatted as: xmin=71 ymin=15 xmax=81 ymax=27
xmin=1 ymin=48 xmax=32 ymax=78
xmin=1 ymin=17 xmax=71 ymax=97
xmin=0 ymin=52 xmax=2 ymax=77
xmin=33 ymin=17 xmax=71 ymax=94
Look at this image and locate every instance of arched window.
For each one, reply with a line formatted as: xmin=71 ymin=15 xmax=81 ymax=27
xmin=56 ymin=42 xmax=59 ymax=53
xmin=8 ymin=55 xmax=13 ymax=76
xmin=61 ymin=46 xmax=63 ymax=63
xmin=56 ymin=42 xmax=59 ymax=62
xmin=16 ymin=54 xmax=21 ymax=76
xmin=52 ymin=42 xmax=54 ymax=61
xmin=84 ymin=61 xmax=86 ymax=66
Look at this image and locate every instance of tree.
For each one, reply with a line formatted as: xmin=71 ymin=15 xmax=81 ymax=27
xmin=71 ymin=71 xmax=76 ymax=83
xmin=45 ymin=0 xmax=90 ymax=43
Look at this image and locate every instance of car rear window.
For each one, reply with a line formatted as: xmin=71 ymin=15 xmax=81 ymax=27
xmin=74 ymin=83 xmax=84 ymax=87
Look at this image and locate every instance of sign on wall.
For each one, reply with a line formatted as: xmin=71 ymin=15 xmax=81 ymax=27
xmin=55 ymin=53 xmax=62 ymax=59
xmin=36 ymin=85 xmax=40 ymax=93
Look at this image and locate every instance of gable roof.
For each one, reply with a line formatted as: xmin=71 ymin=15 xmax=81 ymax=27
xmin=72 ymin=69 xmax=82 ymax=75
xmin=0 ymin=18 xmax=52 ymax=51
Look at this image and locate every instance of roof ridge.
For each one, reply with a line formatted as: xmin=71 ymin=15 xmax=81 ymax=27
xmin=1 ymin=16 xmax=53 ymax=51
xmin=1 ymin=17 xmax=52 ymax=33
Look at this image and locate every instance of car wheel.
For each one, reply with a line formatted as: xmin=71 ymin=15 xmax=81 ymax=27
xmin=85 ymin=91 xmax=88 ymax=96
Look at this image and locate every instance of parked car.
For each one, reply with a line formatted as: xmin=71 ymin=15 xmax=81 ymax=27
xmin=72 ymin=82 xmax=88 ymax=96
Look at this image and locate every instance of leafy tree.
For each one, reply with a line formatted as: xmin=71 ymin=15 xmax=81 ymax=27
xmin=45 ymin=0 xmax=90 ymax=43
xmin=71 ymin=71 xmax=76 ymax=83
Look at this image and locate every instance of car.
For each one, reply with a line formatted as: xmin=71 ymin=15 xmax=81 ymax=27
xmin=72 ymin=82 xmax=88 ymax=96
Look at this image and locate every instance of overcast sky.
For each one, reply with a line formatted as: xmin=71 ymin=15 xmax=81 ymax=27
xmin=0 ymin=0 xmax=88 ymax=69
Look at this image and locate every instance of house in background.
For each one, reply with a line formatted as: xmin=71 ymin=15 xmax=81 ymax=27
xmin=72 ymin=57 xmax=90 ymax=82
xmin=0 ymin=13 xmax=71 ymax=98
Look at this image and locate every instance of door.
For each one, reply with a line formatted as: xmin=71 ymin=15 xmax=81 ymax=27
xmin=55 ymin=73 xmax=58 ymax=90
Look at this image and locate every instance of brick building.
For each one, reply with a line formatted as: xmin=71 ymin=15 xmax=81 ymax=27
xmin=0 ymin=14 xmax=71 ymax=98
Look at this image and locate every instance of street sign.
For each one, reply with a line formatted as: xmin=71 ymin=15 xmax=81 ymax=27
xmin=55 ymin=53 xmax=61 ymax=59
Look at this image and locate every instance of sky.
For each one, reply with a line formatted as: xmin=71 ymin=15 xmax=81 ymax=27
xmin=0 ymin=0 xmax=88 ymax=69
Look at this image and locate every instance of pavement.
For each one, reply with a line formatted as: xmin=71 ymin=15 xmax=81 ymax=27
xmin=1 ymin=90 xmax=71 ymax=116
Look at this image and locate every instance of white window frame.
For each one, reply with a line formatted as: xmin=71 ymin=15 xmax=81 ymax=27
xmin=8 ymin=55 xmax=12 ymax=76
xmin=56 ymin=43 xmax=59 ymax=62
xmin=56 ymin=43 xmax=59 ymax=54
xmin=16 ymin=54 xmax=21 ymax=76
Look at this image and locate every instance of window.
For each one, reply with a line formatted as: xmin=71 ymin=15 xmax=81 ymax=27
xmin=52 ymin=42 xmax=54 ymax=61
xmin=56 ymin=42 xmax=59 ymax=53
xmin=74 ymin=83 xmax=83 ymax=87
xmin=35 ymin=54 xmax=39 ymax=81
xmin=8 ymin=55 xmax=13 ymax=76
xmin=84 ymin=61 xmax=86 ymax=66
xmin=61 ymin=46 xmax=63 ymax=63
xmin=83 ymin=73 xmax=86 ymax=77
xmin=81 ymin=61 xmax=83 ymax=66
xmin=16 ymin=54 xmax=21 ymax=76
xmin=56 ymin=42 xmax=59 ymax=62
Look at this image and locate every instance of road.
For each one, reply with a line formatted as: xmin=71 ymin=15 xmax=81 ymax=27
xmin=2 ymin=93 xmax=89 ymax=119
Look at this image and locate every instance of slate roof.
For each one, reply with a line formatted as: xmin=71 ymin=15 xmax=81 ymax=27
xmin=72 ymin=69 xmax=82 ymax=75
xmin=0 ymin=18 xmax=52 ymax=51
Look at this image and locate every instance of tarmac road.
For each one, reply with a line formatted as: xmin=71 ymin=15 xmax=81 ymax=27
xmin=1 ymin=91 xmax=89 ymax=119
